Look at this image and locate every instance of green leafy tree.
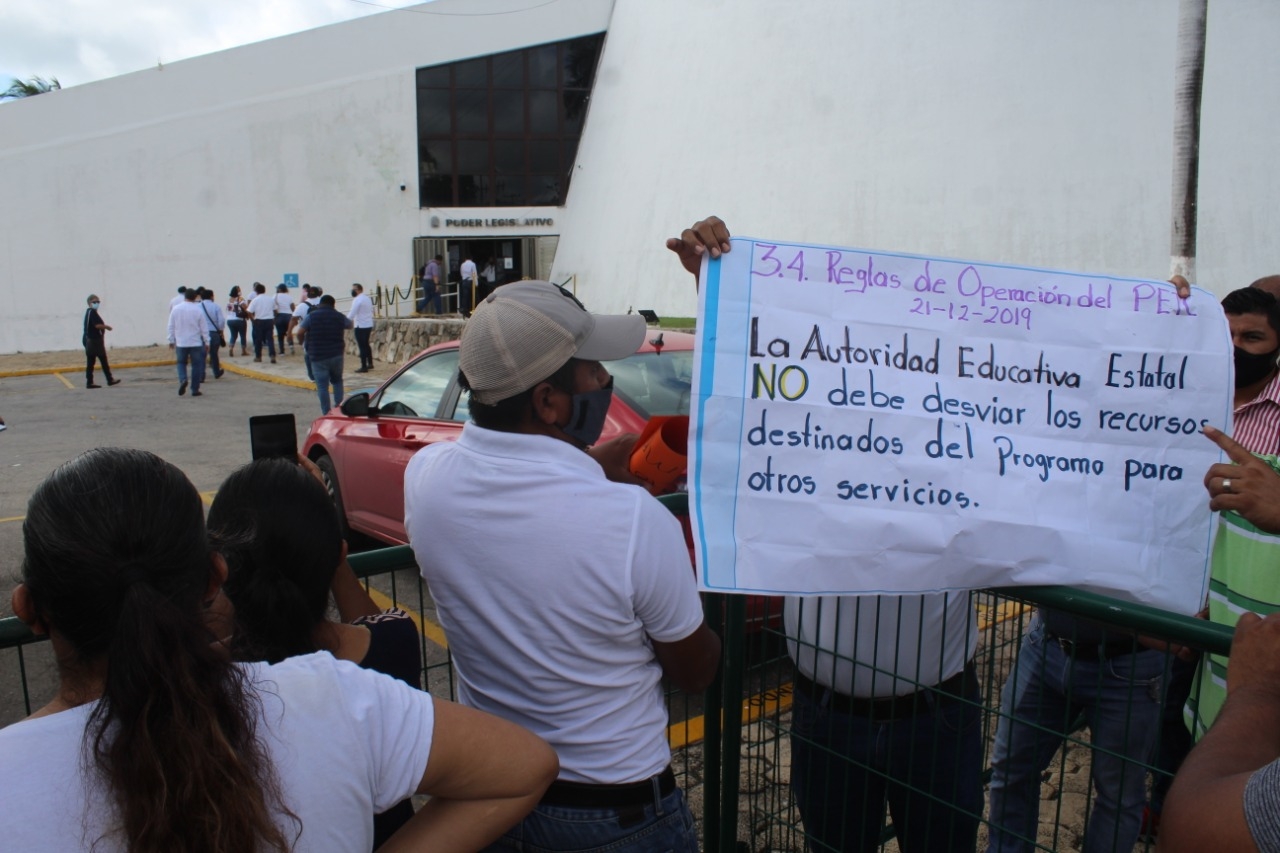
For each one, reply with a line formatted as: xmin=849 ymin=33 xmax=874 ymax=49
xmin=1 ymin=76 xmax=61 ymax=101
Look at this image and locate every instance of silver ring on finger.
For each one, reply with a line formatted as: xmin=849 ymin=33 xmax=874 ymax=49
xmin=1223 ymin=478 xmax=1234 ymax=494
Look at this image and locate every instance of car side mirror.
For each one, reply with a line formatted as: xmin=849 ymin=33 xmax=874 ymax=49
xmin=341 ymin=392 xmax=372 ymax=417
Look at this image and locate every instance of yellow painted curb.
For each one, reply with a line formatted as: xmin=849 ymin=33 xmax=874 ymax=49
xmin=0 ymin=359 xmax=174 ymax=378
xmin=222 ymin=362 xmax=315 ymax=390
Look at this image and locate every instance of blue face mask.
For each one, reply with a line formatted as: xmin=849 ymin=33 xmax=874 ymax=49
xmin=90 ymin=302 xmax=100 ymax=309
xmin=559 ymin=378 xmax=614 ymax=447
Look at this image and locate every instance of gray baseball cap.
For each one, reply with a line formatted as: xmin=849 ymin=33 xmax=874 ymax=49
xmin=460 ymin=281 xmax=646 ymax=405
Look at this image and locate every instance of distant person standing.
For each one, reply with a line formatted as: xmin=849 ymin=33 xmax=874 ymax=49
xmin=168 ymin=286 xmax=187 ymax=310
xmin=273 ymin=284 xmax=295 ymax=355
xmin=82 ymin=294 xmax=121 ymax=389
xmin=167 ymin=289 xmax=209 ymax=397
xmin=297 ymin=295 xmax=353 ymax=414
xmin=288 ymin=286 xmax=320 ymax=380
xmin=247 ymin=283 xmax=276 ymax=363
xmin=350 ymin=283 xmax=375 ymax=373
xmin=459 ymin=255 xmax=478 ymax=317
xmin=197 ymin=288 xmax=226 ymax=381
xmin=225 ymin=286 xmax=249 ymax=357
xmin=416 ymin=255 xmax=443 ymax=315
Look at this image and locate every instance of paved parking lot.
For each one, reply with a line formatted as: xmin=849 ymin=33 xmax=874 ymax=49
xmin=0 ymin=355 xmax=439 ymax=723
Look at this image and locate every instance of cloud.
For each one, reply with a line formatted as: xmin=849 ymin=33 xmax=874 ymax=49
xmin=0 ymin=0 xmax=399 ymax=89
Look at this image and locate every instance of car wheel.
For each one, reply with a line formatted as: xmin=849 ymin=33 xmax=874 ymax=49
xmin=315 ymin=454 xmax=351 ymax=539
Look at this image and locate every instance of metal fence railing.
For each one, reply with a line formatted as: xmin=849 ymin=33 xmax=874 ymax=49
xmin=0 ymin=543 xmax=1235 ymax=853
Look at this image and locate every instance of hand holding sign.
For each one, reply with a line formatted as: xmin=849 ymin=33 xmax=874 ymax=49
xmin=1203 ymin=425 xmax=1280 ymax=533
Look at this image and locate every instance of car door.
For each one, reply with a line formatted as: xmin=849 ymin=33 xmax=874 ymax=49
xmin=339 ymin=348 xmax=465 ymax=543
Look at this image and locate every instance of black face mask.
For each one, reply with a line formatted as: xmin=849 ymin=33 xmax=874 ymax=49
xmin=351 ymin=289 xmax=358 ymax=297
xmin=559 ymin=378 xmax=614 ymax=447
xmin=1234 ymin=346 xmax=1280 ymax=388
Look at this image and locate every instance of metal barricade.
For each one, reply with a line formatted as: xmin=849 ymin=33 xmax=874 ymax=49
xmin=0 ymin=541 xmax=1236 ymax=853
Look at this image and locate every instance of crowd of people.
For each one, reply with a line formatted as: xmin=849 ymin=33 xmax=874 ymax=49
xmin=3 ymin=218 xmax=1280 ymax=852
xmin=154 ymin=282 xmax=375 ymax=412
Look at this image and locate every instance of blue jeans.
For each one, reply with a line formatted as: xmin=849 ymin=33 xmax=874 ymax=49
xmin=987 ymin=615 xmax=1164 ymax=853
xmin=227 ymin=318 xmax=247 ymax=351
xmin=175 ymin=346 xmax=206 ymax=392
xmin=790 ymin=669 xmax=982 ymax=853
xmin=482 ymin=784 xmax=697 ymax=853
xmin=311 ymin=354 xmax=344 ymax=414
xmin=416 ymin=283 xmax=442 ymax=314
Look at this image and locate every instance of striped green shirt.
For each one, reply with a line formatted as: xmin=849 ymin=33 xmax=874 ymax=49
xmin=1188 ymin=456 xmax=1280 ymax=739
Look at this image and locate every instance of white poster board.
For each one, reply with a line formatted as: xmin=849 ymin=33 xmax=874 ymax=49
xmin=690 ymin=237 xmax=1232 ymax=613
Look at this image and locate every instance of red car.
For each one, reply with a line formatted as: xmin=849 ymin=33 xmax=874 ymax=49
xmin=303 ymin=331 xmax=695 ymax=545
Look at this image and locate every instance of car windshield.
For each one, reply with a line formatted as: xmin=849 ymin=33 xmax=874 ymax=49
xmin=610 ymin=350 xmax=693 ymax=418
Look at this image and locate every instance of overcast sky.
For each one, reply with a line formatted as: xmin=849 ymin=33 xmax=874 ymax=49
xmin=0 ymin=0 xmax=418 ymax=90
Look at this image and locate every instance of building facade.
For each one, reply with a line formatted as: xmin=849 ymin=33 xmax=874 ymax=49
xmin=1 ymin=0 xmax=1277 ymax=354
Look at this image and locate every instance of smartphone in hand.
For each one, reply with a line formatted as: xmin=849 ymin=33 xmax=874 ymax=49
xmin=249 ymin=414 xmax=298 ymax=460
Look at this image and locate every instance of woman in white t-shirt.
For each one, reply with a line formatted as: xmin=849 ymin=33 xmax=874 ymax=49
xmin=272 ymin=284 xmax=296 ymax=355
xmin=0 ymin=447 xmax=556 ymax=853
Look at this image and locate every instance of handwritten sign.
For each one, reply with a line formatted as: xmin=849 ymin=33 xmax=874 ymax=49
xmin=690 ymin=237 xmax=1232 ymax=613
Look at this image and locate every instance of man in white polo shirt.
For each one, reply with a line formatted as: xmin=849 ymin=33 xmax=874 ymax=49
xmin=349 ymin=283 xmax=375 ymax=373
xmin=166 ymin=288 xmax=209 ymax=397
xmin=404 ymin=281 xmax=720 ymax=853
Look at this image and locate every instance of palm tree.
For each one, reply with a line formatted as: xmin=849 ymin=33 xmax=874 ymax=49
xmin=1170 ymin=0 xmax=1208 ymax=281
xmin=1 ymin=76 xmax=62 ymax=101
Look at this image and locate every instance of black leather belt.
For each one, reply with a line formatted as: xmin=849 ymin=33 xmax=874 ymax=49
xmin=793 ymin=664 xmax=975 ymax=722
xmin=540 ymin=767 xmax=676 ymax=809
xmin=1050 ymin=634 xmax=1138 ymax=662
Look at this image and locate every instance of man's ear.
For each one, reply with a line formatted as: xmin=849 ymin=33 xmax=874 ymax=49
xmin=11 ymin=584 xmax=47 ymax=636
xmin=529 ymin=381 xmax=568 ymax=427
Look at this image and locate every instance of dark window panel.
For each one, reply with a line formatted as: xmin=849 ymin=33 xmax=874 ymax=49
xmin=528 ymin=90 xmax=558 ymax=135
xmin=529 ymin=140 xmax=559 ymax=173
xmin=491 ymin=52 xmax=524 ymax=87
xmin=457 ymin=174 xmax=493 ymax=206
xmin=494 ymin=140 xmax=525 ymax=175
xmin=417 ymin=89 xmax=452 ymax=135
xmin=414 ymin=33 xmax=605 ymax=208
xmin=455 ymin=89 xmax=489 ymax=134
xmin=528 ymin=44 xmax=559 ymax=88
xmin=455 ymin=140 xmax=491 ymax=174
xmin=420 ymin=140 xmax=453 ymax=174
xmin=492 ymin=89 xmax=524 ymax=134
xmin=562 ymin=90 xmax=589 ymax=135
xmin=562 ymin=139 xmax=582 ymax=173
xmin=563 ymin=36 xmax=604 ymax=89
xmin=528 ymin=174 xmax=562 ymax=206
xmin=494 ymin=174 xmax=524 ymax=205
xmin=421 ymin=174 xmax=453 ymax=208
xmin=417 ymin=65 xmax=450 ymax=88
xmin=455 ymin=56 xmax=489 ymax=87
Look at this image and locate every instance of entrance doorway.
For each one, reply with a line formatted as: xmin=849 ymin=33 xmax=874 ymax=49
xmin=411 ymin=235 xmax=560 ymax=314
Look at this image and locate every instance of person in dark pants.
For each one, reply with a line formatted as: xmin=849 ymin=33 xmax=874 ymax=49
xmin=349 ymin=283 xmax=375 ymax=372
xmin=196 ymin=288 xmax=226 ymax=381
xmin=297 ymin=295 xmax=353 ymax=414
xmin=273 ymin=284 xmax=295 ymax=355
xmin=247 ymin=282 xmax=276 ymax=363
xmin=82 ymin=294 xmax=121 ymax=389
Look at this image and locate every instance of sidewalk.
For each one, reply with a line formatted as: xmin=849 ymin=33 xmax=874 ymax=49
xmin=0 ymin=344 xmax=400 ymax=390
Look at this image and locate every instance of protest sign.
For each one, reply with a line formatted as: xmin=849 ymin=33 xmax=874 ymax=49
xmin=690 ymin=237 xmax=1232 ymax=613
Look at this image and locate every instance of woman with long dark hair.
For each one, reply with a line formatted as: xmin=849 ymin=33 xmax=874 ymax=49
xmin=208 ymin=456 xmax=423 ymax=849
xmin=226 ymin=285 xmax=250 ymax=356
xmin=0 ymin=447 xmax=556 ymax=852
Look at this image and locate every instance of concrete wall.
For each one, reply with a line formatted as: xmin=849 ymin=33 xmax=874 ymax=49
xmin=0 ymin=0 xmax=613 ymax=354
xmin=552 ymin=0 xmax=1280 ymax=316
xmin=2 ymin=0 xmax=1277 ymax=354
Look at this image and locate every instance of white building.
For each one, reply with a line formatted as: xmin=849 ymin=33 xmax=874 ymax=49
xmin=1 ymin=0 xmax=1277 ymax=354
